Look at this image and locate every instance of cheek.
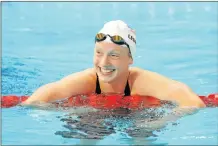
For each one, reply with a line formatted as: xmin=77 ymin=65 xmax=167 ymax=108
xmin=121 ymin=58 xmax=131 ymax=69
xmin=93 ymin=56 xmax=99 ymax=65
xmin=113 ymin=60 xmax=128 ymax=69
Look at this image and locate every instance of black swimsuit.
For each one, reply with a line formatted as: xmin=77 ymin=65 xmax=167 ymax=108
xmin=95 ymin=74 xmax=130 ymax=96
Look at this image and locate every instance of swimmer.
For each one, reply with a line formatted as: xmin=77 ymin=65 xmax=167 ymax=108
xmin=22 ymin=20 xmax=205 ymax=109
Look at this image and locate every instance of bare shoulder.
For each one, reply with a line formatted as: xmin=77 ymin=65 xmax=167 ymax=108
xmin=129 ymin=67 xmax=171 ymax=83
xmin=129 ymin=67 xmax=205 ymax=107
xmin=129 ymin=67 xmax=173 ymax=96
xmin=129 ymin=67 xmax=145 ymax=78
xmin=61 ymin=68 xmax=96 ymax=82
xmin=56 ymin=68 xmax=97 ymax=94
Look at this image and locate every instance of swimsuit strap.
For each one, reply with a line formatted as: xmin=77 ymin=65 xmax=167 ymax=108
xmin=95 ymin=73 xmax=131 ymax=96
xmin=124 ymin=78 xmax=130 ymax=96
xmin=95 ymin=74 xmax=101 ymax=94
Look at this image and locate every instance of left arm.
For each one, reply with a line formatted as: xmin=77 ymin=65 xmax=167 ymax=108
xmin=165 ymin=80 xmax=206 ymax=108
xmin=133 ymin=69 xmax=206 ymax=130
xmin=134 ymin=80 xmax=204 ymax=130
xmin=133 ymin=69 xmax=206 ymax=108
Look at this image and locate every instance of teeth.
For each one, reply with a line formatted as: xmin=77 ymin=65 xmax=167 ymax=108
xmin=101 ymin=68 xmax=114 ymax=73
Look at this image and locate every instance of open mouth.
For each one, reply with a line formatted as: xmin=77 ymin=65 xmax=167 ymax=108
xmin=99 ymin=67 xmax=116 ymax=75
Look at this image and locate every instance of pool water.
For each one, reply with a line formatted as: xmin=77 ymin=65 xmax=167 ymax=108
xmin=2 ymin=2 xmax=218 ymax=145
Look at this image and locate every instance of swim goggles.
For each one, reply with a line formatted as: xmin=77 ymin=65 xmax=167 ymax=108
xmin=95 ymin=33 xmax=130 ymax=49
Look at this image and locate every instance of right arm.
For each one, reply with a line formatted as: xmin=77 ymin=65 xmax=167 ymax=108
xmin=22 ymin=69 xmax=96 ymax=105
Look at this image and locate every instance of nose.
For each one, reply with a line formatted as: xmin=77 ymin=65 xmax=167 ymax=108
xmin=99 ymin=55 xmax=110 ymax=67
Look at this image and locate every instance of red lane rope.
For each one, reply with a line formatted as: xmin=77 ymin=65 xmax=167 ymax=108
xmin=1 ymin=93 xmax=218 ymax=109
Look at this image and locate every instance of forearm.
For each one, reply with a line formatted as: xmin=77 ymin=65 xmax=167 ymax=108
xmin=22 ymin=83 xmax=58 ymax=105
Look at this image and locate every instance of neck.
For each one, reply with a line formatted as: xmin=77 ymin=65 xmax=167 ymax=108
xmin=100 ymin=71 xmax=129 ymax=94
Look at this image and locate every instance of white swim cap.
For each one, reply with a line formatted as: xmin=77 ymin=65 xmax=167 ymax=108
xmin=98 ymin=20 xmax=136 ymax=59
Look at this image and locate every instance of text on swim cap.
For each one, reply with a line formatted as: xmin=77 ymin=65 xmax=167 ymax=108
xmin=128 ymin=34 xmax=136 ymax=44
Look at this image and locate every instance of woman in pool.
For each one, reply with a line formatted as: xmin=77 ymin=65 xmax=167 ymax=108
xmin=22 ymin=20 xmax=205 ymax=108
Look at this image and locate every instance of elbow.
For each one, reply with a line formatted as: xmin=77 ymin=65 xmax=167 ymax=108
xmin=196 ymin=100 xmax=206 ymax=108
xmin=170 ymin=83 xmax=206 ymax=108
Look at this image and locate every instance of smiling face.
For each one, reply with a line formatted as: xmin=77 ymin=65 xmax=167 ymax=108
xmin=93 ymin=41 xmax=133 ymax=83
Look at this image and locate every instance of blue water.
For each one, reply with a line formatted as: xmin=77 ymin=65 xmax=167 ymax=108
xmin=2 ymin=2 xmax=218 ymax=145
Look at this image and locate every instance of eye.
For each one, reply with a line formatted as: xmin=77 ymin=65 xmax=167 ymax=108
xmin=96 ymin=50 xmax=102 ymax=56
xmin=110 ymin=53 xmax=120 ymax=59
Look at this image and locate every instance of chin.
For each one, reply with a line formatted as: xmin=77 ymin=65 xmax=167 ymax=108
xmin=97 ymin=69 xmax=118 ymax=83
